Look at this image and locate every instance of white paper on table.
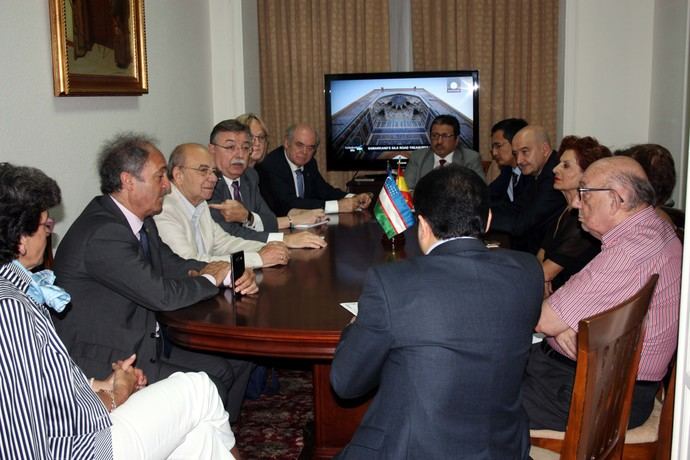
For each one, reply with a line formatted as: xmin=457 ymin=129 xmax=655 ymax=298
xmin=340 ymin=302 xmax=358 ymax=316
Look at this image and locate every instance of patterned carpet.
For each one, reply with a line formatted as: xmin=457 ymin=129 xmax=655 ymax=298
xmin=233 ymin=365 xmax=314 ymax=459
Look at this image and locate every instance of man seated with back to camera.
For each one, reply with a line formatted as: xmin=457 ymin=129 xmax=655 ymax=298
xmin=256 ymin=123 xmax=372 ymax=216
xmin=330 ymin=165 xmax=543 ymax=459
xmin=521 ymin=156 xmax=681 ymax=430
xmin=206 ymin=119 xmax=327 ymax=249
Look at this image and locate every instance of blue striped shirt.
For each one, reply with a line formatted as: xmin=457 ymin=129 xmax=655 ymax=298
xmin=0 ymin=262 xmax=112 ymax=459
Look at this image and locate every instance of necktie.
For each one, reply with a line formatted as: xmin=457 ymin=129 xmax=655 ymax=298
xmin=191 ymin=208 xmax=207 ymax=255
xmin=439 ymin=159 xmax=447 ymax=168
xmin=508 ymin=172 xmax=519 ymax=202
xmin=231 ymin=180 xmax=243 ymax=202
xmin=295 ymin=169 xmax=305 ymax=198
xmin=139 ymin=226 xmax=151 ymax=261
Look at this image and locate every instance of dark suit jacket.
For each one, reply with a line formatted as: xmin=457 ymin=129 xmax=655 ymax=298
xmin=490 ymin=152 xmax=566 ymax=254
xmin=405 ymin=146 xmax=485 ymax=189
xmin=53 ymin=195 xmax=218 ymax=381
xmin=330 ymin=238 xmax=543 ymax=459
xmin=489 ymin=166 xmax=527 ymax=205
xmin=209 ymin=167 xmax=278 ymax=242
xmin=257 ymin=146 xmax=347 ymax=216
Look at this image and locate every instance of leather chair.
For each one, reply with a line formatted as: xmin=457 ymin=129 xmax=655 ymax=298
xmin=530 ymin=275 xmax=658 ymax=460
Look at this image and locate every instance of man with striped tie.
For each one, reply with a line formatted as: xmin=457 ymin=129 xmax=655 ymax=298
xmin=207 ymin=119 xmax=328 ymax=249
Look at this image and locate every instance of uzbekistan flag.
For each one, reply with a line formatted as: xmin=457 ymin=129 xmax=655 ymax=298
xmin=374 ymin=174 xmax=416 ymax=238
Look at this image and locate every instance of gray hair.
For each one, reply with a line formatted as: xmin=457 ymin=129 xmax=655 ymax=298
xmin=210 ymin=119 xmax=251 ymax=144
xmin=166 ymin=143 xmax=207 ymax=179
xmin=286 ymin=124 xmax=320 ymax=147
xmin=98 ymin=132 xmax=158 ymax=194
xmin=608 ymin=171 xmax=656 ymax=209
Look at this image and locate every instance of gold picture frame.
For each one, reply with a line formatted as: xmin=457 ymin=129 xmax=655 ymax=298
xmin=49 ymin=0 xmax=148 ymax=96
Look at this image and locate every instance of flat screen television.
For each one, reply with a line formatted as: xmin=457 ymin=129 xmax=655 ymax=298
xmin=324 ymin=70 xmax=479 ymax=171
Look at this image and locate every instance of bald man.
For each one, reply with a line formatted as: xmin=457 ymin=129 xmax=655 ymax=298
xmin=257 ymin=123 xmax=372 ymax=216
xmin=522 ymin=156 xmax=681 ymax=431
xmin=154 ymin=143 xmax=290 ymax=269
xmin=490 ymin=125 xmax=566 ymax=253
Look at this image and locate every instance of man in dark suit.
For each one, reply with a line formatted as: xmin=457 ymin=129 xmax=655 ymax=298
xmin=207 ymin=119 xmax=327 ymax=249
xmin=488 ymin=118 xmax=528 ymax=205
xmin=53 ymin=133 xmax=256 ymax=421
xmin=256 ymin=123 xmax=372 ymax=216
xmin=491 ymin=125 xmax=566 ymax=254
xmin=404 ymin=114 xmax=485 ymax=189
xmin=330 ymin=165 xmax=543 ymax=459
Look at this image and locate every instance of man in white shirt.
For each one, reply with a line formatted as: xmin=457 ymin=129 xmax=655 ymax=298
xmin=155 ymin=143 xmax=290 ymax=268
xmin=207 ymin=119 xmax=328 ymax=249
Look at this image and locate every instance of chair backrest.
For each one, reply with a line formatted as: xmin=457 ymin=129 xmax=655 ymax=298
xmin=561 ymin=275 xmax=659 ymax=460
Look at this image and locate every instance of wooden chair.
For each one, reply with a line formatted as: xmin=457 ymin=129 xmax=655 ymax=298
xmin=530 ymin=275 xmax=658 ymax=460
xmin=531 ymin=362 xmax=676 ymax=460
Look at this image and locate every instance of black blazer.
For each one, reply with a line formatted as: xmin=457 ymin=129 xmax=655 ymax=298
xmin=490 ymin=152 xmax=566 ymax=254
xmin=209 ymin=167 xmax=278 ymax=242
xmin=53 ymin=195 xmax=218 ymax=381
xmin=489 ymin=166 xmax=527 ymax=205
xmin=256 ymin=146 xmax=347 ymax=216
xmin=331 ymin=238 xmax=543 ymax=459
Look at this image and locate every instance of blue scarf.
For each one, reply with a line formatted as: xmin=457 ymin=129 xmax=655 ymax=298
xmin=12 ymin=261 xmax=71 ymax=313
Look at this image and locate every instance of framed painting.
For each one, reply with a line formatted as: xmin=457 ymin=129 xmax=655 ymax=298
xmin=49 ymin=0 xmax=148 ymax=96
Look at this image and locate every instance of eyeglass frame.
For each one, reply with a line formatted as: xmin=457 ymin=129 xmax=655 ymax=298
xmin=577 ymin=187 xmax=625 ymax=203
xmin=292 ymin=141 xmax=318 ymax=154
xmin=252 ymin=134 xmax=269 ymax=144
xmin=40 ymin=217 xmax=56 ymax=234
xmin=181 ymin=165 xmax=219 ymax=177
xmin=210 ymin=142 xmax=252 ymax=155
xmin=491 ymin=141 xmax=509 ymax=151
xmin=430 ymin=133 xmax=458 ymax=141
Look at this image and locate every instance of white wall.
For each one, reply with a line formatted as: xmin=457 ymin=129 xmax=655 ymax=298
xmin=561 ymin=0 xmax=689 ymax=207
xmin=649 ymin=0 xmax=689 ymax=208
xmin=0 ymin=0 xmax=215 ymax=241
xmin=561 ymin=0 xmax=655 ymax=147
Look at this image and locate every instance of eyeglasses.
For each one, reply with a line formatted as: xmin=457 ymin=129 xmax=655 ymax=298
xmin=211 ymin=143 xmax=252 ymax=155
xmin=430 ymin=133 xmax=457 ymax=141
xmin=252 ymin=134 xmax=268 ymax=144
xmin=182 ymin=165 xmax=219 ymax=177
xmin=577 ymin=187 xmax=625 ymax=203
xmin=491 ymin=141 xmax=509 ymax=150
xmin=293 ymin=141 xmax=317 ymax=153
xmin=40 ymin=217 xmax=55 ymax=234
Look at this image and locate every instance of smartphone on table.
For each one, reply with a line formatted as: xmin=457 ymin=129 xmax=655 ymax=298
xmin=230 ymin=250 xmax=245 ymax=296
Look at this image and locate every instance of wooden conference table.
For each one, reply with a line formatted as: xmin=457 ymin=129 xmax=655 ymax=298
xmin=159 ymin=211 xmax=421 ymax=459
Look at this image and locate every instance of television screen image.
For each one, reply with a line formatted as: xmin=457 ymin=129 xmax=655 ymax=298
xmin=325 ymin=70 xmax=479 ymax=171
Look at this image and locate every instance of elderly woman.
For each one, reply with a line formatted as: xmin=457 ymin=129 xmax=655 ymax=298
xmin=538 ymin=136 xmax=611 ymax=297
xmin=616 ymin=143 xmax=677 ymax=225
xmin=0 ymin=163 xmax=238 ymax=459
xmin=237 ymin=112 xmax=270 ymax=167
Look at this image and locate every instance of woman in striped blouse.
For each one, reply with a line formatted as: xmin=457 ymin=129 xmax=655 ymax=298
xmin=0 ymin=163 xmax=239 ymax=459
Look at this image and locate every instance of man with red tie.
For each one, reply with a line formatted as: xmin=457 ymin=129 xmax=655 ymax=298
xmin=404 ymin=114 xmax=485 ymax=189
